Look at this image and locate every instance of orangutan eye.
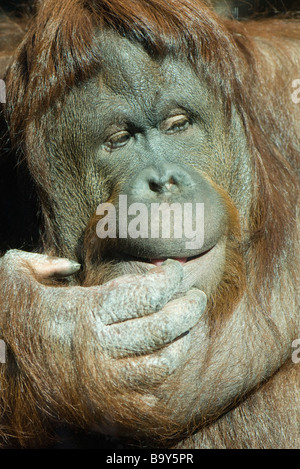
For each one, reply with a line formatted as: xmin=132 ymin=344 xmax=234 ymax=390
xmin=161 ymin=114 xmax=191 ymax=134
xmin=104 ymin=131 xmax=131 ymax=151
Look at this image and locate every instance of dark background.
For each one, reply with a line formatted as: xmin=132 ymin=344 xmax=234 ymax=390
xmin=214 ymin=0 xmax=300 ymax=18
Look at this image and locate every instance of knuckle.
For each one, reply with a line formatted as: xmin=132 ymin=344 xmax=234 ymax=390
xmin=146 ymin=260 xmax=184 ymax=285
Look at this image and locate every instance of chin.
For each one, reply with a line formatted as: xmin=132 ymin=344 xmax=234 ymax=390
xmin=82 ymin=236 xmax=227 ymax=300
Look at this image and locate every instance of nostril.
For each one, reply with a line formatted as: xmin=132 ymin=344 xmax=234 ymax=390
xmin=149 ymin=179 xmax=163 ymax=193
xmin=149 ymin=176 xmax=178 ymax=193
xmin=165 ymin=177 xmax=176 ymax=191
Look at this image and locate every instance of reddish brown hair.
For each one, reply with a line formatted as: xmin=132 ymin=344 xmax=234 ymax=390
xmin=5 ymin=0 xmax=299 ymax=298
xmin=1 ymin=0 xmax=299 ymax=446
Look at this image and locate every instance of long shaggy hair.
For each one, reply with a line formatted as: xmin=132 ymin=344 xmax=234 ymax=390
xmin=5 ymin=0 xmax=298 ymax=290
xmin=0 ymin=0 xmax=299 ymax=448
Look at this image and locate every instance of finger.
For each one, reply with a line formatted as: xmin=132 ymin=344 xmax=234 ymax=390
xmin=98 ymin=289 xmax=207 ymax=358
xmin=92 ymin=259 xmax=184 ymax=324
xmin=116 ymin=332 xmax=192 ymax=388
xmin=30 ymin=257 xmax=81 ymax=278
xmin=3 ymin=250 xmax=81 ymax=278
xmin=10 ymin=251 xmax=81 ymax=278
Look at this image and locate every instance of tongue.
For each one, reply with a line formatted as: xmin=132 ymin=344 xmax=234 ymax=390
xmin=151 ymin=257 xmax=187 ymax=266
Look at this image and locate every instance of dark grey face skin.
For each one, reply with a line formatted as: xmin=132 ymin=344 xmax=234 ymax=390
xmin=40 ymin=31 xmax=252 ymax=288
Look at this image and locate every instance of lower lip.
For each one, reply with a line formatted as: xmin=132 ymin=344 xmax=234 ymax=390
xmin=149 ymin=247 xmax=215 ymax=266
xmin=115 ymin=246 xmax=216 ymax=267
xmin=150 ymin=257 xmax=187 ymax=266
xmin=112 ymin=241 xmax=225 ymax=296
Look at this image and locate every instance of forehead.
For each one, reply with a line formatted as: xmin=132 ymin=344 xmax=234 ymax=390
xmin=99 ymin=32 xmax=161 ymax=92
xmin=94 ymin=30 xmax=208 ymax=107
xmin=59 ymin=30 xmax=220 ymax=136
